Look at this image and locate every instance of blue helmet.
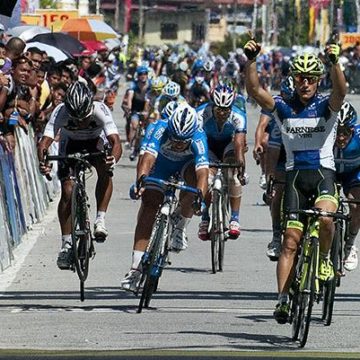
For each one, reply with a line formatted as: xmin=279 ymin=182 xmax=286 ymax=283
xmin=338 ymin=101 xmax=357 ymax=129
xmin=136 ymin=65 xmax=148 ymax=75
xmin=168 ymin=104 xmax=198 ymax=140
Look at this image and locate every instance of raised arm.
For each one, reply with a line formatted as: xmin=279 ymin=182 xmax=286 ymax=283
xmin=243 ymin=39 xmax=275 ymax=112
xmin=326 ymin=44 xmax=347 ymax=112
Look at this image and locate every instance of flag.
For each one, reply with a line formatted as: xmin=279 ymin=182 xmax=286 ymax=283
xmin=0 ymin=0 xmax=17 ymax=17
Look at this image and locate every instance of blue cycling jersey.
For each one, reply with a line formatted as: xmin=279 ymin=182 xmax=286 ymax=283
xmin=144 ymin=119 xmax=209 ymax=170
xmin=272 ymin=93 xmax=338 ymax=171
xmin=334 ymin=124 xmax=360 ymax=174
xmin=197 ymin=102 xmax=247 ymax=156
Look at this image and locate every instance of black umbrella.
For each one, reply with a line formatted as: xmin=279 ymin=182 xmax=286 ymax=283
xmin=28 ymin=33 xmax=86 ymax=56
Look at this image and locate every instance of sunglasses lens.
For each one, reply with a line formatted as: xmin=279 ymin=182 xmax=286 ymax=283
xmin=295 ymin=75 xmax=319 ymax=84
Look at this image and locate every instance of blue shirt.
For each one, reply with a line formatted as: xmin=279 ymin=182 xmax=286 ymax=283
xmin=144 ymin=120 xmax=209 ymax=170
xmin=334 ymin=124 xmax=360 ymax=174
xmin=272 ymin=93 xmax=338 ymax=171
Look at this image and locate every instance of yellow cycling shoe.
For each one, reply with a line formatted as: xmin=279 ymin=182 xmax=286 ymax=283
xmin=319 ymin=258 xmax=335 ymax=282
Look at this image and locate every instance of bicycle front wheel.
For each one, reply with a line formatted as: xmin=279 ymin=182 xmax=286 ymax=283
xmin=322 ymin=222 xmax=341 ymax=326
xmin=210 ymin=190 xmax=221 ymax=274
xmin=138 ymin=214 xmax=168 ymax=313
xmin=71 ymin=183 xmax=91 ymax=285
xmin=218 ymin=192 xmax=229 ymax=272
xmin=298 ymin=237 xmax=318 ymax=348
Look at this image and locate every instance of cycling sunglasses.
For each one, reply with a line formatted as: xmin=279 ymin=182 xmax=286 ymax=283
xmin=169 ymin=136 xmax=191 ymax=145
xmin=337 ymin=126 xmax=352 ymax=137
xmin=214 ymin=106 xmax=231 ymax=114
xmin=293 ymin=74 xmax=319 ymax=85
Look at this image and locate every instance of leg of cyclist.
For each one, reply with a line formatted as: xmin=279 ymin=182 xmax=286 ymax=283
xmin=129 ymin=113 xmax=139 ymax=158
xmin=343 ymin=182 xmax=360 ymax=271
xmin=315 ymin=170 xmax=338 ymax=281
xmin=267 ymin=169 xmax=285 ymax=260
xmin=172 ymin=163 xmax=207 ymax=251
xmin=224 ymin=150 xmax=243 ymax=239
xmin=121 ymin=189 xmax=164 ymax=292
xmin=198 ymin=151 xmax=218 ymax=241
xmin=274 ymin=170 xmax=305 ymax=324
xmin=57 ymin=174 xmax=75 ymax=270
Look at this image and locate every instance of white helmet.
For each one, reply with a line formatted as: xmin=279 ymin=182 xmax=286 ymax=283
xmin=204 ymin=60 xmax=214 ymax=72
xmin=163 ymin=81 xmax=180 ymax=98
xmin=212 ymin=84 xmax=235 ymax=108
xmin=161 ymin=100 xmax=178 ymax=119
xmin=168 ymin=104 xmax=198 ymax=140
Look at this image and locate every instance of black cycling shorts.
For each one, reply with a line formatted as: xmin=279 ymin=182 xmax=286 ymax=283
xmin=283 ymin=168 xmax=338 ymax=230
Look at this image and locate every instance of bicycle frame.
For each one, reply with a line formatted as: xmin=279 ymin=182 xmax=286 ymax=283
xmin=137 ymin=176 xmax=199 ymax=313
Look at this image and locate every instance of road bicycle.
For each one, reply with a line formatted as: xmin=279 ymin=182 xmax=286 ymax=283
xmin=129 ymin=112 xmax=147 ymax=161
xmin=45 ymin=150 xmax=111 ymax=301
xmin=322 ymin=190 xmax=360 ymax=326
xmin=208 ymin=162 xmax=241 ymax=274
xmin=136 ymin=176 xmax=200 ymax=313
xmin=288 ymin=208 xmax=348 ymax=348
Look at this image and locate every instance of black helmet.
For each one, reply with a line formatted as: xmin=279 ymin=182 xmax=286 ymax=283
xmin=64 ymin=81 xmax=94 ymax=119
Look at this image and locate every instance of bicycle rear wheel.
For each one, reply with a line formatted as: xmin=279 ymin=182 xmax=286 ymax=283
xmin=322 ymin=222 xmax=341 ymax=326
xmin=211 ymin=190 xmax=221 ymax=274
xmin=71 ymin=183 xmax=91 ymax=300
xmin=298 ymin=237 xmax=318 ymax=348
xmin=218 ymin=192 xmax=229 ymax=272
xmin=138 ymin=215 xmax=168 ymax=313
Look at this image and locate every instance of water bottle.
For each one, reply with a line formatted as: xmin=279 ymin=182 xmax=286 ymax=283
xmin=8 ymin=109 xmax=19 ymax=126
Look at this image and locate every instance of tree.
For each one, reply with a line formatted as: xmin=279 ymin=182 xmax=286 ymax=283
xmin=40 ymin=0 xmax=58 ymax=8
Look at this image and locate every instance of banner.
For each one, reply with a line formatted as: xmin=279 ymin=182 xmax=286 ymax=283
xmin=340 ymin=32 xmax=360 ymax=49
xmin=35 ymin=9 xmax=79 ymax=29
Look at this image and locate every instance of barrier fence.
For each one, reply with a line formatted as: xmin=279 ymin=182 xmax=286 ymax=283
xmin=0 ymin=125 xmax=58 ymax=272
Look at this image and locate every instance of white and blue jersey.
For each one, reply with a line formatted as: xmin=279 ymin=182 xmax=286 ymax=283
xmin=334 ymin=124 xmax=360 ymax=193
xmin=143 ymin=120 xmax=209 ymax=181
xmin=197 ymin=102 xmax=247 ymax=159
xmin=272 ymin=93 xmax=338 ymax=171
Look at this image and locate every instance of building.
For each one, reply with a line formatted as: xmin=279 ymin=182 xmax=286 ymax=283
xmin=100 ymin=0 xmax=263 ymax=45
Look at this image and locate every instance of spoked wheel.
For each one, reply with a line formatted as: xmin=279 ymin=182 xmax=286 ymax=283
xmin=137 ymin=216 xmax=167 ymax=313
xmin=71 ymin=183 xmax=91 ymax=301
xmin=322 ymin=224 xmax=341 ymax=326
xmin=211 ymin=191 xmax=221 ymax=274
xmin=218 ymin=193 xmax=229 ymax=272
xmin=298 ymin=237 xmax=318 ymax=348
xmin=290 ymin=282 xmax=301 ymax=341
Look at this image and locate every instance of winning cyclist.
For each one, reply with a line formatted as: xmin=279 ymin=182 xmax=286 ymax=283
xmin=38 ymin=81 xmax=122 ymax=269
xmin=334 ymin=102 xmax=360 ymax=271
xmin=196 ymin=84 xmax=247 ymax=240
xmin=244 ymin=38 xmax=346 ymax=324
xmin=120 ymin=104 xmax=209 ymax=292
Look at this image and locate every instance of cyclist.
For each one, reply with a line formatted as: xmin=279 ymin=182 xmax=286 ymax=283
xmin=187 ymin=70 xmax=211 ymax=108
xmin=152 ymin=81 xmax=185 ymax=119
xmin=253 ymin=76 xmax=295 ymax=260
xmin=244 ymin=38 xmax=346 ymax=324
xmin=334 ymin=101 xmax=360 ymax=271
xmin=196 ymin=84 xmax=247 ymax=240
xmin=121 ymin=65 xmax=150 ymax=151
xmin=38 ymin=81 xmax=122 ymax=270
xmin=120 ymin=104 xmax=209 ymax=292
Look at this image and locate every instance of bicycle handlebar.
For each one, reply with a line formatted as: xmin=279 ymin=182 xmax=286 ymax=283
xmin=287 ymin=208 xmax=349 ymax=221
xmin=209 ymin=162 xmax=243 ymax=169
xmin=144 ymin=176 xmax=200 ymax=195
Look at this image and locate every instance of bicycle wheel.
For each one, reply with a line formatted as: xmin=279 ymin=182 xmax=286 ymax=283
xmin=71 ymin=183 xmax=91 ymax=286
xmin=322 ymin=222 xmax=341 ymax=326
xmin=298 ymin=237 xmax=318 ymax=348
xmin=138 ymin=214 xmax=168 ymax=313
xmin=218 ymin=192 xmax=229 ymax=272
xmin=290 ymin=279 xmax=301 ymax=341
xmin=210 ymin=190 xmax=221 ymax=274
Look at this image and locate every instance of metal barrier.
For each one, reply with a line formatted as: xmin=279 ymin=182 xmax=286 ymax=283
xmin=0 ymin=126 xmax=59 ymax=272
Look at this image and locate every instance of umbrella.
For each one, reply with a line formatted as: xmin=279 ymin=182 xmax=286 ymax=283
xmin=7 ymin=25 xmax=51 ymax=42
xmin=104 ymin=38 xmax=122 ymax=51
xmin=81 ymin=40 xmax=108 ymax=53
xmin=25 ymin=42 xmax=69 ymax=63
xmin=61 ymin=18 xmax=118 ymax=41
xmin=28 ymin=32 xmax=86 ymax=56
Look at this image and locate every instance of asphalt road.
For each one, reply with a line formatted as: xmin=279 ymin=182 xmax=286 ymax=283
xmin=0 ymin=87 xmax=359 ymax=359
